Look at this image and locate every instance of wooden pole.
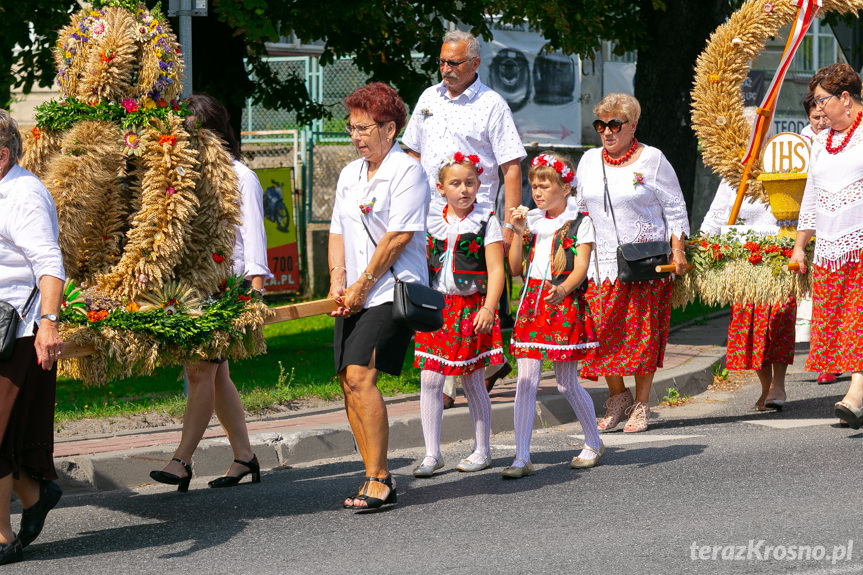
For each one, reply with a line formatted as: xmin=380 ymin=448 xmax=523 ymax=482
xmin=728 ymin=7 xmax=803 ymax=226
xmin=655 ymin=264 xmax=694 ymax=273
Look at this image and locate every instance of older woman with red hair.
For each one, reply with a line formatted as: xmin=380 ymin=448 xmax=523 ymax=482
xmin=328 ymin=82 xmax=429 ymax=509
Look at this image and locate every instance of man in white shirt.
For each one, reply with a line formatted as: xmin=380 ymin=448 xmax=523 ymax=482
xmin=403 ymin=30 xmax=527 ymax=403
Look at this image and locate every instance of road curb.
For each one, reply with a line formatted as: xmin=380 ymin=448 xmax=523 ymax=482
xmin=54 ymin=346 xmax=725 ymax=493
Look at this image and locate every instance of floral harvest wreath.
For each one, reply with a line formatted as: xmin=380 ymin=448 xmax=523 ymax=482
xmin=690 ymin=0 xmax=863 ymax=202
xmin=19 ymin=1 xmax=268 ymax=383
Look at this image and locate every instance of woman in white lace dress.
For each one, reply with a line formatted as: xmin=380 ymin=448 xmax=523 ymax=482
xmin=789 ymin=63 xmax=863 ymax=428
xmin=575 ymin=93 xmax=690 ymax=433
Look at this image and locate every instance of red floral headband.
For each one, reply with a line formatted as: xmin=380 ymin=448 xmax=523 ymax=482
xmin=530 ymin=153 xmax=574 ymax=184
xmin=441 ymin=151 xmax=484 ymax=175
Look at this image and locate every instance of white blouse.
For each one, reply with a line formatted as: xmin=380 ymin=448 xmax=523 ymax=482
xmin=426 ymin=203 xmax=503 ymax=295
xmin=330 ymin=144 xmax=430 ymax=309
xmin=232 ymin=160 xmax=273 ymax=281
xmin=526 ymin=196 xmax=595 ymax=281
xmin=699 ymin=180 xmax=779 ymax=236
xmin=0 ymin=164 xmax=65 ymax=338
xmin=798 ymin=127 xmax=863 ymax=269
xmin=576 ymin=146 xmax=690 ymax=283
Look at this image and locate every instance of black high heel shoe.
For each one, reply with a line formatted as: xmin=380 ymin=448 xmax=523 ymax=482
xmin=344 ymin=474 xmax=397 ymax=510
xmin=207 ymin=455 xmax=261 ymax=488
xmin=149 ymin=457 xmax=193 ymax=492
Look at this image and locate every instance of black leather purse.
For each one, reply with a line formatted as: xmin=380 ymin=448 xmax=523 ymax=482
xmin=601 ymin=160 xmax=669 ymax=283
xmin=0 ymin=287 xmax=39 ymax=362
xmin=360 ymin=219 xmax=444 ymax=333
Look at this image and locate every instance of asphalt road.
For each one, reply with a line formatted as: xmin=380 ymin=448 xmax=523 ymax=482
xmin=11 ymin=348 xmax=863 ymax=575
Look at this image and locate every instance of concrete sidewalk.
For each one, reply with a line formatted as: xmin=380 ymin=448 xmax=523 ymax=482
xmin=52 ymin=312 xmax=730 ymax=493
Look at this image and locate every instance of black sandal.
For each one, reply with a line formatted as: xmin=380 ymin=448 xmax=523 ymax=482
xmin=351 ymin=475 xmax=397 ymax=510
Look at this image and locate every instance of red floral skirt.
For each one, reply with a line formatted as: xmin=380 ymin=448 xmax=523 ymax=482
xmin=806 ymin=260 xmax=863 ymax=373
xmin=580 ymin=278 xmax=672 ymax=380
xmin=414 ymin=292 xmax=504 ymax=375
xmin=726 ymin=297 xmax=796 ymax=370
xmin=510 ymin=278 xmax=598 ymax=361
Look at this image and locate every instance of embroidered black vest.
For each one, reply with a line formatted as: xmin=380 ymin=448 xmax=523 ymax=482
xmin=527 ymin=212 xmax=588 ymax=294
xmin=427 ymin=220 xmax=490 ymax=294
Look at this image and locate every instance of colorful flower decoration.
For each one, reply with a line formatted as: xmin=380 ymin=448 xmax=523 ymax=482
xmin=121 ymin=98 xmax=139 ymax=113
xmin=441 ymin=151 xmax=484 ymax=176
xmin=158 ymin=134 xmax=176 ymax=147
xmin=763 ymin=2 xmax=774 ymax=13
xmin=101 ymin=49 xmax=114 ymax=63
xmin=359 ymin=196 xmax=376 ymax=215
xmin=633 ymin=172 xmax=645 ymax=187
xmin=122 ymin=129 xmax=141 ymax=156
xmin=165 ymin=186 xmax=175 ymax=197
xmin=31 ymin=127 xmax=41 ymax=140
xmin=137 ymin=273 xmax=149 ymax=284
xmin=530 ymin=153 xmax=575 ymax=183
xmin=459 ymin=237 xmax=484 ymax=259
xmin=87 ymin=309 xmax=110 ymax=322
xmin=212 ymin=251 xmax=225 ymax=263
xmin=561 ymin=236 xmax=578 ymax=255
xmin=708 ymin=73 xmax=719 ymax=83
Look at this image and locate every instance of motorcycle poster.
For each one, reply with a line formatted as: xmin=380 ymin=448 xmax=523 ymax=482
xmin=254 ymin=167 xmax=300 ymax=294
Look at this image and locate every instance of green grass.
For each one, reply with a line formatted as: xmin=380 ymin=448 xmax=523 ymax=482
xmin=56 ymin=294 xmax=727 ymax=423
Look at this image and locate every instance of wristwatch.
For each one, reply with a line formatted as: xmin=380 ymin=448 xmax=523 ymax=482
xmin=363 ymin=272 xmax=377 ymax=282
xmin=40 ymin=313 xmax=59 ymax=322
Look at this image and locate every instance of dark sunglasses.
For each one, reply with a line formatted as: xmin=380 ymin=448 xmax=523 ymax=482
xmin=436 ymin=57 xmax=475 ymax=68
xmin=593 ymin=119 xmax=628 ymax=133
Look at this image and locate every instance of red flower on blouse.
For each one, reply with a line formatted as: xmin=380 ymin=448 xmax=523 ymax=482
xmin=468 ymin=240 xmax=481 ymax=254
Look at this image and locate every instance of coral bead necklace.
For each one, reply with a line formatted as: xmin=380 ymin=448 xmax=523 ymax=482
xmin=603 ymin=138 xmax=639 ymax=165
xmin=826 ymin=110 xmax=862 ymax=154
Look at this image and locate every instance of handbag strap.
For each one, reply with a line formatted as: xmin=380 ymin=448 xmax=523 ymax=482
xmin=359 ymin=216 xmax=399 ymax=283
xmin=600 ymin=157 xmax=668 ymax=243
xmin=20 ymin=286 xmax=39 ymax=318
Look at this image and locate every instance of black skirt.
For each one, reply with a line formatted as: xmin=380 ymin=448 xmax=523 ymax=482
xmin=334 ymin=303 xmax=413 ymax=376
xmin=0 ymin=336 xmax=57 ymax=481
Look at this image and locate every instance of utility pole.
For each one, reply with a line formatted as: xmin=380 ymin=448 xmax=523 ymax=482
xmin=168 ymin=0 xmax=208 ymax=99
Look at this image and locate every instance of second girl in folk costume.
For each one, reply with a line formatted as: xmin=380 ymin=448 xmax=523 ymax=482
xmin=412 ymin=153 xmax=506 ymax=477
xmin=503 ymin=153 xmax=603 ymax=479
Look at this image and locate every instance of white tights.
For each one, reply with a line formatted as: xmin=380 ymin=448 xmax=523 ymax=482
xmin=511 ymin=358 xmax=601 ymax=467
xmin=419 ymin=368 xmax=492 ymax=464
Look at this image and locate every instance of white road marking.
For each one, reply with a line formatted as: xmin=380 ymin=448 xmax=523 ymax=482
xmin=742 ymin=418 xmax=837 ymax=429
xmin=566 ymin=433 xmax=704 ymax=446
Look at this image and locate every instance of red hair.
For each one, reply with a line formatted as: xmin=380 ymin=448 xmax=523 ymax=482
xmin=344 ymin=82 xmax=407 ymax=134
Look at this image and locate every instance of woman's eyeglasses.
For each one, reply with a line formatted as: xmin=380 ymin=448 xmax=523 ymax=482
xmin=345 ymin=122 xmax=379 ymax=135
xmin=814 ymin=94 xmax=836 ymax=108
xmin=592 ymin=119 xmax=628 ymax=133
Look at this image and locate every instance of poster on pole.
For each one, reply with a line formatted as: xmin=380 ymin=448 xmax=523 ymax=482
xmin=254 ymin=167 xmax=300 ymax=293
xmin=479 ymin=21 xmax=582 ymax=146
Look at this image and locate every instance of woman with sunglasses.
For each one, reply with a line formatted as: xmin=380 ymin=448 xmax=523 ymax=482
xmin=329 ymin=82 xmax=429 ymax=509
xmin=789 ymin=63 xmax=863 ymax=428
xmin=575 ymin=93 xmax=690 ymax=433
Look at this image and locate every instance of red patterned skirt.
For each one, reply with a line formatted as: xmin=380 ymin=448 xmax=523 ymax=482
xmin=414 ymin=291 xmax=504 ymax=375
xmin=806 ymin=260 xmax=863 ymax=373
xmin=726 ymin=297 xmax=796 ymax=370
xmin=580 ymin=278 xmax=672 ymax=380
xmin=510 ymin=278 xmax=598 ymax=361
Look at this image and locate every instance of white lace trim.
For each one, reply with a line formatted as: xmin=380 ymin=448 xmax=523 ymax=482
xmin=415 ymin=348 xmax=503 ymax=367
xmin=511 ymin=340 xmax=599 ymax=351
xmin=426 ymin=202 xmax=494 ymax=240
xmin=526 ymin=196 xmax=581 ymax=236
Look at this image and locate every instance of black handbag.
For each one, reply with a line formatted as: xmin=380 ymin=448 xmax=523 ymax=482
xmin=601 ymin=160 xmax=670 ymax=283
xmin=0 ymin=287 xmax=39 ymax=362
xmin=360 ymin=219 xmax=445 ymax=333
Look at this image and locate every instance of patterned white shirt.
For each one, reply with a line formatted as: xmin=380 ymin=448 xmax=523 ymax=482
xmin=699 ymin=180 xmax=778 ymax=236
xmin=402 ymin=75 xmax=526 ymax=207
xmin=232 ymin=161 xmax=273 ymax=281
xmin=576 ymin=146 xmax=690 ymax=283
xmin=0 ymin=164 xmax=65 ymax=338
xmin=330 ymin=144 xmax=429 ymax=308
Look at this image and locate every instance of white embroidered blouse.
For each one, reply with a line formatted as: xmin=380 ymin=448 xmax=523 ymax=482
xmin=575 ymin=146 xmax=690 ymax=283
xmin=699 ymin=180 xmax=778 ymax=236
xmin=525 ymin=196 xmax=595 ymax=281
xmin=426 ymin=202 xmax=503 ymax=295
xmin=798 ymin=126 xmax=863 ymax=270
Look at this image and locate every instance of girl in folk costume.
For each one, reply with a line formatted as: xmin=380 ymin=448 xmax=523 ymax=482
xmin=502 ymin=152 xmax=602 ymax=479
xmin=412 ymin=152 xmax=506 ymax=477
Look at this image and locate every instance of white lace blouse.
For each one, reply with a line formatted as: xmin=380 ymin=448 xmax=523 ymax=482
xmin=798 ymin=126 xmax=863 ymax=270
xmin=699 ymin=180 xmax=778 ymax=236
xmin=575 ymin=146 xmax=690 ymax=283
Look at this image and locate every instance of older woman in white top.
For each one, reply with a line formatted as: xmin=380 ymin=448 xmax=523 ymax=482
xmin=329 ymin=82 xmax=428 ymax=510
xmin=0 ymin=110 xmax=64 ymax=565
xmin=576 ymin=93 xmax=690 ymax=433
xmin=789 ymin=63 xmax=863 ymax=428
xmin=150 ymin=94 xmax=271 ymax=492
